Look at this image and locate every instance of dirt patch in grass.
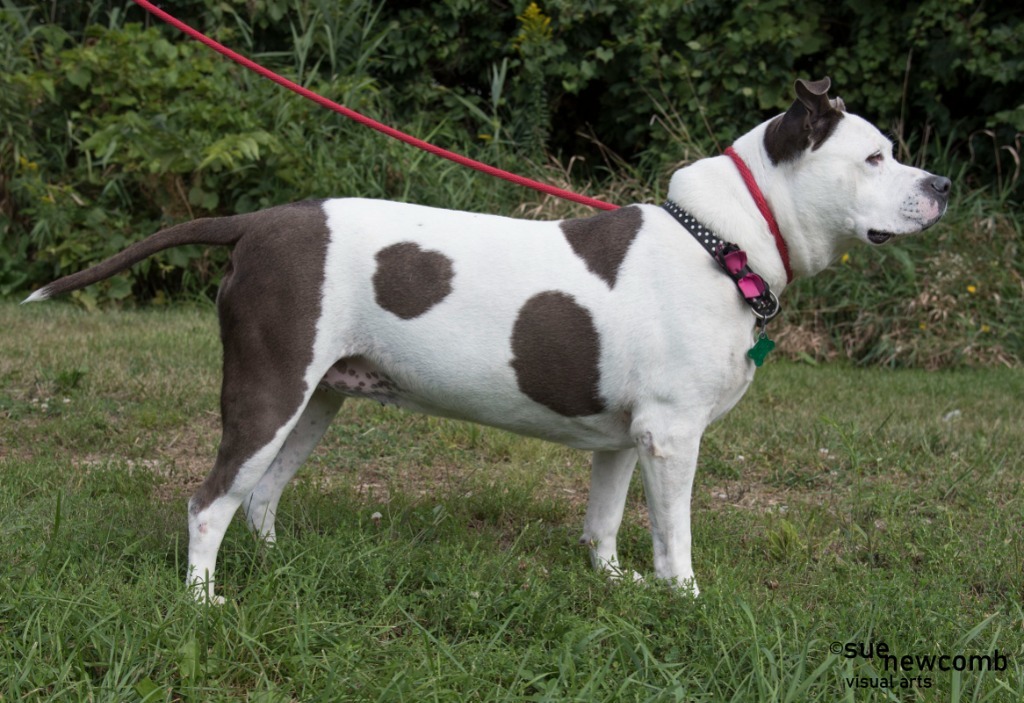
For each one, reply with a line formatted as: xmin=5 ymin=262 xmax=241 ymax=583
xmin=129 ymin=405 xmax=841 ymax=530
xmin=68 ymin=410 xmax=224 ymax=504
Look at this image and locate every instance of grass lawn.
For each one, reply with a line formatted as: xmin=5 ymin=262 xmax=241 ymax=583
xmin=2 ymin=302 xmax=1022 ymax=701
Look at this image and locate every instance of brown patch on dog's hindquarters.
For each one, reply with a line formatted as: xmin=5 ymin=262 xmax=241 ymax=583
xmin=190 ymin=201 xmax=332 ymax=513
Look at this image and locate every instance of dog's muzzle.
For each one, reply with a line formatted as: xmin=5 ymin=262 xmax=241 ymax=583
xmin=868 ymin=175 xmax=952 ymax=244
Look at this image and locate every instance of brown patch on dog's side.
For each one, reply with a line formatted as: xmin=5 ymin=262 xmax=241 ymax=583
xmin=373 ymin=242 xmax=455 ymax=320
xmin=560 ymin=206 xmax=642 ymax=288
xmin=510 ymin=291 xmax=606 ymax=417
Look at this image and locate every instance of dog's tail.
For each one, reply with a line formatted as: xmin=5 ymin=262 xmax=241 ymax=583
xmin=22 ymin=214 xmax=253 ymax=303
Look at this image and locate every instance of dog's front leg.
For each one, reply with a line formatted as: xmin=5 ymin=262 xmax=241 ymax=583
xmin=580 ymin=448 xmax=641 ymax=582
xmin=634 ymin=424 xmax=702 ymax=596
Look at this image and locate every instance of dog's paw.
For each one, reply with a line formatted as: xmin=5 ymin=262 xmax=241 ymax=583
xmin=189 ymin=586 xmax=226 ymax=606
xmin=188 ymin=574 xmax=226 ymax=606
xmin=671 ymin=576 xmax=700 ymax=598
xmin=244 ymin=512 xmax=278 ymax=544
xmin=608 ymin=567 xmax=644 ymax=585
xmin=253 ymin=530 xmax=278 ymax=547
xmin=595 ymin=560 xmax=644 ymax=585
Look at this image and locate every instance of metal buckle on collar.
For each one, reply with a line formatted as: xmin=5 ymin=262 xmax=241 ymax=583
xmin=711 ymin=241 xmax=782 ymax=323
xmin=752 ymin=290 xmax=781 ymax=321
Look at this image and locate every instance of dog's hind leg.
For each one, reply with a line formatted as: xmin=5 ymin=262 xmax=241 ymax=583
xmin=243 ymin=388 xmax=343 ymax=543
xmin=185 ymin=205 xmax=334 ymax=603
xmin=580 ymin=448 xmax=641 ymax=582
xmin=186 ymin=373 xmax=321 ymax=604
xmin=187 ymin=421 xmax=300 ymax=604
xmin=187 ymin=315 xmax=335 ymax=604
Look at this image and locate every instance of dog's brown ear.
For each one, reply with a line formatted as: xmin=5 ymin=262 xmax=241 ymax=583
xmin=764 ymin=77 xmax=846 ymax=164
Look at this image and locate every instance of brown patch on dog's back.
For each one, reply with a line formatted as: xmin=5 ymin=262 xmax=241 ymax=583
xmin=561 ymin=206 xmax=642 ymax=289
xmin=510 ymin=291 xmax=605 ymax=417
xmin=373 ymin=242 xmax=455 ymax=320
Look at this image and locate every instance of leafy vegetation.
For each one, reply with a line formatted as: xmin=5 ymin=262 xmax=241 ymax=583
xmin=2 ymin=303 xmax=1023 ymax=701
xmin=1 ymin=0 xmax=1020 ymax=367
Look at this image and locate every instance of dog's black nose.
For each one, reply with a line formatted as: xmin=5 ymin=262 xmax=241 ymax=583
xmin=927 ymin=175 xmax=952 ymax=198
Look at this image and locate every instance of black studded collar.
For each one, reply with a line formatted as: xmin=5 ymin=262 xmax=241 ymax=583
xmin=662 ymin=199 xmax=782 ymax=365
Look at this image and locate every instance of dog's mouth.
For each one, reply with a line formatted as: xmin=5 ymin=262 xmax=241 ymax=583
xmin=866 ymin=194 xmax=948 ymax=246
xmin=867 ymin=213 xmax=943 ymax=245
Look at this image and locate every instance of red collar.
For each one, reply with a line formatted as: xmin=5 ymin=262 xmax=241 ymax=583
xmin=723 ymin=146 xmax=793 ymax=284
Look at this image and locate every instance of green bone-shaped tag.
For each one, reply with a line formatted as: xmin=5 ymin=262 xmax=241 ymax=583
xmin=747 ymin=333 xmax=776 ymax=367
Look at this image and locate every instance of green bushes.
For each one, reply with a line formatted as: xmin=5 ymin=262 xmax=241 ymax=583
xmin=375 ymin=0 xmax=1022 ymax=178
xmin=1 ymin=3 xmax=401 ymax=304
xmin=2 ymin=0 xmax=1020 ymax=364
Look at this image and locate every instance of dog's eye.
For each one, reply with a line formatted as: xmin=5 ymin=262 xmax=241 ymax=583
xmin=867 ymin=152 xmax=884 ymax=166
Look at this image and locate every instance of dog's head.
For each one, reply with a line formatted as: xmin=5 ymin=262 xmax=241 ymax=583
xmin=762 ymin=77 xmax=950 ymax=249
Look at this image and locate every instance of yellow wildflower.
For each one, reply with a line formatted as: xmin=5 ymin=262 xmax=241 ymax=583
xmin=514 ymin=2 xmax=552 ymax=52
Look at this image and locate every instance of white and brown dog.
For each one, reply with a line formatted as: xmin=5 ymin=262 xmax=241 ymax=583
xmin=25 ymin=78 xmax=950 ymax=603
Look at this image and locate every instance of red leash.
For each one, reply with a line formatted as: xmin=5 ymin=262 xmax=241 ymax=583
xmin=724 ymin=146 xmax=793 ymax=283
xmin=129 ymin=0 xmax=793 ymax=278
xmin=130 ymin=0 xmax=618 ymax=211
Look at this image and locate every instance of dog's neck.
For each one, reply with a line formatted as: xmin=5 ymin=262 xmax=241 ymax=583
xmin=666 ymin=127 xmax=848 ymax=288
xmin=666 ymin=157 xmax=791 ymax=294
